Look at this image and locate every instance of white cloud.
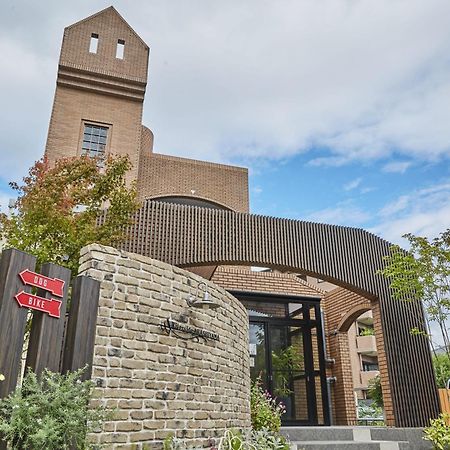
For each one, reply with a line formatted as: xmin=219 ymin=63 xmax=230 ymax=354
xmin=382 ymin=161 xmax=413 ymax=174
xmin=252 ymin=186 xmax=263 ymax=195
xmin=1 ymin=0 xmax=450 ymax=184
xmin=343 ymin=177 xmax=362 ymax=191
xmin=371 ymin=182 xmax=450 ymax=244
xmin=306 ymin=202 xmax=371 ymax=227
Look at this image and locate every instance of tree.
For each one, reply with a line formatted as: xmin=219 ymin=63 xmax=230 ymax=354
xmin=367 ymin=375 xmax=383 ymax=408
xmin=0 ymin=155 xmax=139 ymax=276
xmin=379 ymin=230 xmax=450 ymax=366
xmin=433 ymin=354 xmax=450 ymax=389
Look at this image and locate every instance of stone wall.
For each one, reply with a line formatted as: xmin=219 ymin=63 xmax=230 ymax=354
xmin=79 ymin=244 xmax=250 ymax=449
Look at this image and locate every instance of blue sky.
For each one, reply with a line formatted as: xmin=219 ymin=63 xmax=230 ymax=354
xmin=1 ymin=0 xmax=449 ymax=247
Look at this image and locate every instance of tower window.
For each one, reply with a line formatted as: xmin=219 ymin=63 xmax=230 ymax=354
xmin=81 ymin=124 xmax=108 ymax=160
xmin=116 ymin=39 xmax=125 ymax=59
xmin=89 ymin=33 xmax=99 ymax=53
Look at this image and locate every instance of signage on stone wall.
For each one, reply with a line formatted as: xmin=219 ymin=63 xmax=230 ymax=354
xmin=160 ymin=319 xmax=219 ymax=343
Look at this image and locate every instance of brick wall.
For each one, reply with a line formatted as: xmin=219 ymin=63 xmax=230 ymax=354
xmin=60 ymin=7 xmax=148 ymax=82
xmin=45 ymin=7 xmax=148 ymax=186
xmin=79 ymin=244 xmax=250 ymax=449
xmin=137 ymin=154 xmax=249 ymax=212
xmin=323 ymin=287 xmax=394 ymax=426
xmin=211 ymin=267 xmax=325 ymax=298
xmin=45 ymin=86 xmax=143 ymax=184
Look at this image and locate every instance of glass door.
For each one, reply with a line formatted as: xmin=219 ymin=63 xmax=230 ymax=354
xmin=249 ymin=320 xmax=318 ymax=425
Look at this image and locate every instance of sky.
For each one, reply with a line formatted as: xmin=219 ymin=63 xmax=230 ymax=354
xmin=1 ymin=0 xmax=450 ymax=247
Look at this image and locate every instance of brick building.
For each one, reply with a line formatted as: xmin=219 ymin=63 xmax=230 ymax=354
xmin=43 ymin=6 xmax=439 ymax=429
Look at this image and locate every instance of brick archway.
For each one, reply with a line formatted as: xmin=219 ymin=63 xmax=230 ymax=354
xmin=121 ymin=200 xmax=440 ymax=427
xmin=323 ymin=289 xmax=388 ymax=425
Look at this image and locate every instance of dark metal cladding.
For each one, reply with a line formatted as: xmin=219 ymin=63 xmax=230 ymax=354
xmin=120 ymin=200 xmax=440 ymax=427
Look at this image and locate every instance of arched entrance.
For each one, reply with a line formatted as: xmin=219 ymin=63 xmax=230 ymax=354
xmin=121 ymin=200 xmax=440 ymax=427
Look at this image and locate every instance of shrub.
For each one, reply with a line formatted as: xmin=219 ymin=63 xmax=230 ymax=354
xmin=423 ymin=413 xmax=450 ymax=450
xmin=218 ymin=429 xmax=290 ymax=450
xmin=433 ymin=354 xmax=450 ymax=388
xmin=367 ymin=375 xmax=383 ymax=408
xmin=250 ymin=379 xmax=285 ymax=432
xmin=0 ymin=368 xmax=111 ymax=449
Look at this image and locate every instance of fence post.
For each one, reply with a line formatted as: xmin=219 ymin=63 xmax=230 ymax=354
xmin=25 ymin=263 xmax=72 ymax=375
xmin=62 ymin=275 xmax=100 ymax=381
xmin=0 ymin=249 xmax=36 ymax=399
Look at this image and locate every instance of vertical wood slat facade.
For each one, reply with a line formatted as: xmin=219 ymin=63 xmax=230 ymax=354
xmin=121 ymin=200 xmax=441 ymax=427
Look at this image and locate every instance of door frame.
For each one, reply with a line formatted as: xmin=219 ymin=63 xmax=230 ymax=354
xmin=232 ymin=291 xmax=331 ymax=426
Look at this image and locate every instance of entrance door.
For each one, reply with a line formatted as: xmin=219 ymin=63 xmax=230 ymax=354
xmin=249 ymin=320 xmax=318 ymax=425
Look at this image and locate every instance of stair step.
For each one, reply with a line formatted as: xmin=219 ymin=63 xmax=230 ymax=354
xmin=291 ymin=441 xmax=406 ymax=450
xmin=281 ymin=426 xmax=433 ymax=450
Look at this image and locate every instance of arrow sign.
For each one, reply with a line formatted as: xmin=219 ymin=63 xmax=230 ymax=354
xmin=15 ymin=291 xmax=62 ymax=318
xmin=19 ymin=270 xmax=65 ymax=297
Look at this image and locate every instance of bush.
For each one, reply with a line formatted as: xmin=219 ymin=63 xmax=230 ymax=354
xmin=367 ymin=375 xmax=383 ymax=408
xmin=219 ymin=429 xmax=290 ymax=450
xmin=0 ymin=368 xmax=111 ymax=449
xmin=250 ymin=379 xmax=285 ymax=432
xmin=433 ymin=354 xmax=450 ymax=389
xmin=423 ymin=413 xmax=450 ymax=450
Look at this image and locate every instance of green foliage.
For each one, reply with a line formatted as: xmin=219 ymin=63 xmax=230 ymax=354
xmin=0 ymin=367 xmax=111 ymax=449
xmin=357 ymin=402 xmax=384 ymax=426
xmin=367 ymin=375 xmax=384 ymax=408
xmin=433 ymin=354 xmax=450 ymax=388
xmin=271 ymin=344 xmax=303 ymax=397
xmin=250 ymin=379 xmax=285 ymax=432
xmin=378 ymin=230 xmax=450 ymax=362
xmin=423 ymin=413 xmax=450 ymax=450
xmin=218 ymin=429 xmax=290 ymax=450
xmin=359 ymin=327 xmax=375 ymax=336
xmin=0 ymin=155 xmax=139 ymax=276
xmin=161 ymin=429 xmax=290 ymax=450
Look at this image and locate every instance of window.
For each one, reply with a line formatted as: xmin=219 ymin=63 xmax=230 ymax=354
xmin=81 ymin=124 xmax=108 ymax=160
xmin=362 ymin=361 xmax=379 ymax=372
xmin=116 ymin=39 xmax=125 ymax=59
xmin=89 ymin=33 xmax=99 ymax=53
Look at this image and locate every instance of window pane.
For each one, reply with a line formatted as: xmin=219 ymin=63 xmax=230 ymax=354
xmin=82 ymin=124 xmax=108 ymax=162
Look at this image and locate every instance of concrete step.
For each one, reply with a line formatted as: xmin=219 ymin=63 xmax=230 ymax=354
xmin=281 ymin=426 xmax=433 ymax=450
xmin=291 ymin=441 xmax=407 ymax=450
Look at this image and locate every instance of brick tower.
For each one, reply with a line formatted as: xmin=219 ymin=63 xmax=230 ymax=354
xmin=44 ymin=6 xmax=149 ymax=183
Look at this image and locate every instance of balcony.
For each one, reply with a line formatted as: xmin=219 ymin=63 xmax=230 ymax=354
xmin=360 ymin=370 xmax=379 ymax=387
xmin=356 ymin=335 xmax=377 ymax=355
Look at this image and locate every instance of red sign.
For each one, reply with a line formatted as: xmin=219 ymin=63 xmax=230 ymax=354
xmin=19 ymin=270 xmax=65 ymax=297
xmin=15 ymin=291 xmax=62 ymax=318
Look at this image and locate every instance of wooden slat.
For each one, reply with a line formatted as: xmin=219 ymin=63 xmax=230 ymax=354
xmin=0 ymin=249 xmax=36 ymax=398
xmin=25 ymin=263 xmax=72 ymax=375
xmin=61 ymin=276 xmax=100 ymax=381
xmin=439 ymin=389 xmax=450 ymax=423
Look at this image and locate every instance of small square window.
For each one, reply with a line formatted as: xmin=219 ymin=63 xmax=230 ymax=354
xmin=116 ymin=39 xmax=125 ymax=59
xmin=89 ymin=33 xmax=99 ymax=54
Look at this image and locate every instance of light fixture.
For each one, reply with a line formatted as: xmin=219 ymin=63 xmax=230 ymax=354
xmin=187 ymin=282 xmax=219 ymax=310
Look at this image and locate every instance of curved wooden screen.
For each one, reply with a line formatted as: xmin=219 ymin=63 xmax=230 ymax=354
xmin=121 ymin=200 xmax=440 ymax=427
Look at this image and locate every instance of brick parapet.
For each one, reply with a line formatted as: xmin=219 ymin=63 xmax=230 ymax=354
xmin=137 ymin=153 xmax=249 ymax=212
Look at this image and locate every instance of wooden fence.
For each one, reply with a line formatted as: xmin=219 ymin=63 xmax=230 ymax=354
xmin=439 ymin=389 xmax=450 ymax=423
xmin=0 ymin=248 xmax=100 ymax=448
